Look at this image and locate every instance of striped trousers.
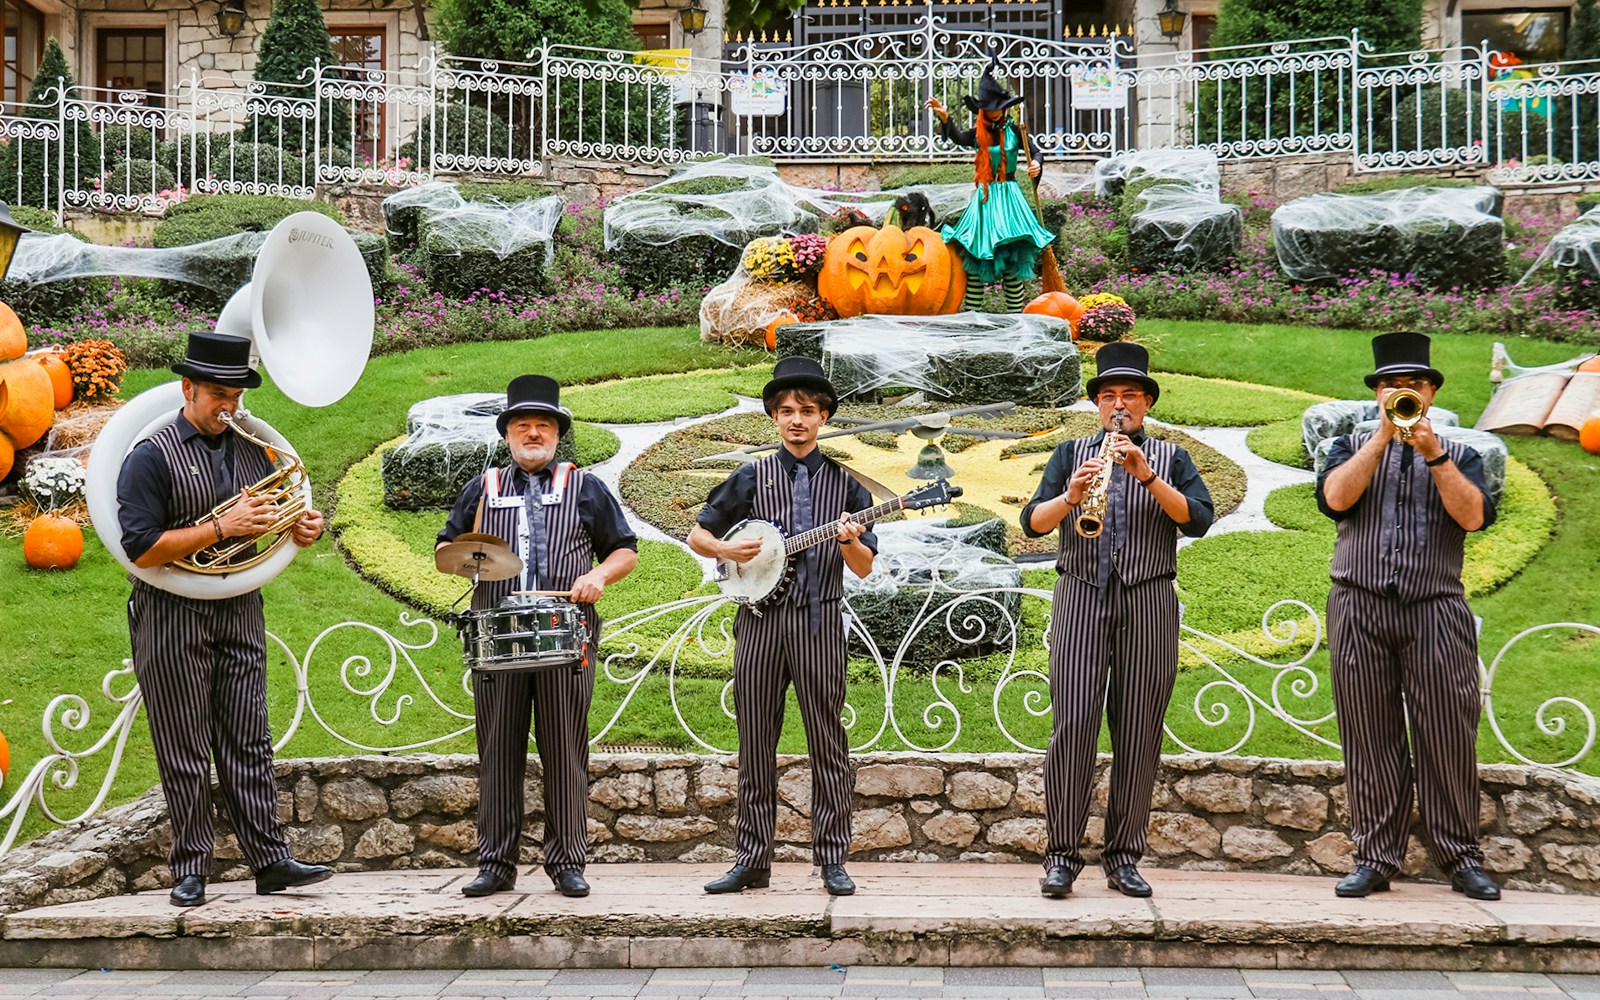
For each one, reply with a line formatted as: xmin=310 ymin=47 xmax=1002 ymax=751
xmin=1329 ymin=584 xmax=1485 ymax=877
xmin=128 ymin=586 xmax=291 ymax=880
xmin=473 ymin=661 xmax=594 ymax=882
xmin=732 ymin=600 xmax=853 ymax=868
xmin=1043 ymin=573 xmax=1179 ymax=876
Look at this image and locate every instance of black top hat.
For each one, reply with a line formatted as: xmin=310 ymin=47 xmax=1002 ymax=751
xmin=497 ymin=374 xmax=572 ymax=437
xmin=962 ymin=57 xmax=1024 ymax=113
xmin=1085 ymin=342 xmax=1160 ymax=405
xmin=171 ymin=331 xmax=261 ymax=389
xmin=1364 ymin=331 xmax=1445 ymax=390
xmin=762 ymin=356 xmax=838 ymax=416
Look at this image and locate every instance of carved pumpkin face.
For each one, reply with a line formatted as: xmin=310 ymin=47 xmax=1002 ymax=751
xmin=819 ymin=224 xmax=967 ymax=318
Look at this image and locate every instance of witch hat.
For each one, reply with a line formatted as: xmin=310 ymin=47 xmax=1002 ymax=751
xmin=962 ymin=56 xmax=1024 ymax=113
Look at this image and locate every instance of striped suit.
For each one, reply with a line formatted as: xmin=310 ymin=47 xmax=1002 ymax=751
xmin=1021 ymin=431 xmax=1213 ymax=878
xmin=1318 ymin=433 xmax=1497 ymax=878
xmin=702 ymin=452 xmax=862 ymax=868
xmin=452 ymin=464 xmax=616 ymax=883
xmin=116 ymin=413 xmax=291 ymax=880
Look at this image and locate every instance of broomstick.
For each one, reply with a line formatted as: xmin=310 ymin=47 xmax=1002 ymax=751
xmin=1016 ymin=118 xmax=1066 ymax=295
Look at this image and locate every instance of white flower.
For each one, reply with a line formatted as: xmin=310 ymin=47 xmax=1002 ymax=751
xmin=23 ymin=457 xmax=87 ymax=511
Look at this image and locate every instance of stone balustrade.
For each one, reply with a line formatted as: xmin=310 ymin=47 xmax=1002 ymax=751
xmin=2 ymin=752 xmax=1595 ymax=914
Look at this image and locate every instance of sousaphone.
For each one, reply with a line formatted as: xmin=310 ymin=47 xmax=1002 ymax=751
xmin=84 ymin=212 xmax=375 ymax=600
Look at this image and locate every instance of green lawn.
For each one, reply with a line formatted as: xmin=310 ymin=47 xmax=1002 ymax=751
xmin=2 ymin=320 xmax=1596 ymax=851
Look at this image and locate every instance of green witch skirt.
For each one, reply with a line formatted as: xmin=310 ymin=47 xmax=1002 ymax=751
xmin=941 ymin=180 xmax=1057 ymax=284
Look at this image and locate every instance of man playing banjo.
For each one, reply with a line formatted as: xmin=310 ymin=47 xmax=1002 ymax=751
xmin=688 ymin=357 xmax=877 ymax=897
xmin=436 ymin=374 xmax=637 ymax=898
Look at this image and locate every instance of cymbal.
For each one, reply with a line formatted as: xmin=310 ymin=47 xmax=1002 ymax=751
xmin=435 ymin=532 xmax=523 ymax=581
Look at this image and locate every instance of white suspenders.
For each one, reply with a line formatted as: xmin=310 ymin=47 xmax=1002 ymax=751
xmin=483 ymin=463 xmax=575 ymax=590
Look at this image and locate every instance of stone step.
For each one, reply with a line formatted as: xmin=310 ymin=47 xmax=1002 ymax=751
xmin=3 ymin=864 xmax=1596 ymax=973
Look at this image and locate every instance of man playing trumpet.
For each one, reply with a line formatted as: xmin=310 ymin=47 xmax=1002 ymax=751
xmin=1317 ymin=332 xmax=1501 ymax=901
xmin=1019 ymin=342 xmax=1212 ymax=900
xmin=115 ymin=331 xmax=333 ymax=907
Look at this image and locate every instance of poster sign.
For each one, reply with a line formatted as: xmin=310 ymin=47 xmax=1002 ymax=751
xmin=1071 ymin=62 xmax=1126 ymax=110
xmin=731 ymin=69 xmax=788 ymax=116
xmin=634 ymin=48 xmax=693 ymax=104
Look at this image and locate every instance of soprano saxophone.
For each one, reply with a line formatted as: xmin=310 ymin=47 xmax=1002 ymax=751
xmin=1074 ymin=411 xmax=1127 ymax=539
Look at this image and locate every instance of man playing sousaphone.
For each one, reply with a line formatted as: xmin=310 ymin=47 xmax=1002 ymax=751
xmin=436 ymin=374 xmax=637 ymax=898
xmin=115 ymin=331 xmax=334 ymax=908
xmin=1019 ymin=342 xmax=1212 ymax=900
xmin=1317 ymin=332 xmax=1501 ymax=902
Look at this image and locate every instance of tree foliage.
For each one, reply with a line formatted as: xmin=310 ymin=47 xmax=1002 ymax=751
xmin=438 ymin=0 xmax=638 ymax=60
xmin=247 ymin=0 xmax=350 ymax=155
xmin=1570 ymin=0 xmax=1600 ymax=63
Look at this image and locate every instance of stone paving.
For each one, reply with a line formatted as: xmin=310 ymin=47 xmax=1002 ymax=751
xmin=1 ymin=966 xmax=1599 ymax=1000
xmin=4 ymin=865 xmax=1599 ymax=974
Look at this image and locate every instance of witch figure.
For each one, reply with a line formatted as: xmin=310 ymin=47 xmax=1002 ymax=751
xmin=925 ymin=58 xmax=1057 ymax=313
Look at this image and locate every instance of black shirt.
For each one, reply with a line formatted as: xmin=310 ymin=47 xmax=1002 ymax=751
xmin=697 ymin=447 xmax=880 ymax=553
xmin=116 ymin=412 xmax=240 ymax=564
xmin=438 ymin=464 xmax=638 ymax=560
xmin=1019 ymin=428 xmax=1213 ymax=539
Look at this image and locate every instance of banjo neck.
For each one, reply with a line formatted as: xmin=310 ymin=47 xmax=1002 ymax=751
xmin=781 ymin=496 xmax=906 ymax=556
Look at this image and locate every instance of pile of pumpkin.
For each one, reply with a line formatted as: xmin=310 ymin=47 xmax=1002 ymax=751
xmin=0 ymin=303 xmax=129 ymax=570
xmin=698 ymin=219 xmax=1137 ymax=348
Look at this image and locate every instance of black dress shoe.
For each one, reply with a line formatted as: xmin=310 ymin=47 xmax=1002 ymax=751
xmin=1106 ymin=864 xmax=1153 ymax=898
xmin=1452 ymin=868 xmax=1502 ymax=901
xmin=554 ymin=868 xmax=590 ymax=898
xmin=703 ymin=865 xmax=771 ymax=894
xmin=255 ymin=858 xmax=333 ymax=895
xmin=1334 ymin=864 xmax=1392 ymax=898
xmin=169 ymin=875 xmax=206 ymax=908
xmin=1040 ymin=865 xmax=1074 ymax=899
xmin=821 ymin=864 xmax=855 ymax=896
xmin=461 ymin=870 xmax=516 ymax=896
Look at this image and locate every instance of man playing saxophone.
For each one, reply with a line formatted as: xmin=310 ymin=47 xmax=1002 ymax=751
xmin=1019 ymin=342 xmax=1213 ymax=900
xmin=114 ymin=331 xmax=333 ymax=908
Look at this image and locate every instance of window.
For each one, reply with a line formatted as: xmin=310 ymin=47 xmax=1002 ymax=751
xmin=1190 ymin=13 xmax=1217 ymax=55
xmin=97 ymin=27 xmax=165 ymax=105
xmin=327 ymin=26 xmax=386 ymax=156
xmin=4 ymin=0 xmax=42 ymax=108
xmin=634 ymin=21 xmax=672 ymax=51
xmin=1463 ymin=9 xmax=1568 ymax=64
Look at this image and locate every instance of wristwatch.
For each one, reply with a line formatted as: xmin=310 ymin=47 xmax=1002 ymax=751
xmin=1425 ymin=453 xmax=1450 ymax=468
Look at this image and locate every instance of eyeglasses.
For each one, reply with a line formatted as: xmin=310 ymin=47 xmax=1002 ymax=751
xmin=1376 ymin=376 xmax=1433 ymax=391
xmin=1096 ymin=391 xmax=1147 ymax=405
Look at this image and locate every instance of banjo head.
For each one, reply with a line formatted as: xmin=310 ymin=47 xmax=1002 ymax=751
xmin=717 ymin=519 xmax=788 ymax=604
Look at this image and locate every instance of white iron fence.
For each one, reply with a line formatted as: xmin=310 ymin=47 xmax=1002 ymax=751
xmin=5 ymin=22 xmax=1600 ymax=217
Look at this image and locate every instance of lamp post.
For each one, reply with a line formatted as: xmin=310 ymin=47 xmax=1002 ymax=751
xmin=1157 ymin=0 xmax=1187 ymax=39
xmin=678 ymin=0 xmax=708 ymax=37
xmin=0 ymin=203 xmax=30 ymax=282
xmin=217 ymin=0 xmax=247 ymax=37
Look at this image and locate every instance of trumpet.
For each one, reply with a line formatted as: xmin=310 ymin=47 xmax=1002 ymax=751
xmin=1384 ymin=387 xmax=1428 ymax=442
xmin=1075 ymin=411 xmax=1127 ymax=539
xmin=177 ymin=409 xmax=309 ymax=574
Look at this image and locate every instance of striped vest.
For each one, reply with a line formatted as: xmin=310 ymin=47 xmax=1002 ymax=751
xmin=1054 ymin=434 xmax=1182 ymax=587
xmin=471 ymin=463 xmax=597 ymax=618
xmin=134 ymin=412 xmax=276 ymax=595
xmin=748 ymin=452 xmax=851 ymax=605
xmin=1330 ymin=433 xmax=1477 ymax=601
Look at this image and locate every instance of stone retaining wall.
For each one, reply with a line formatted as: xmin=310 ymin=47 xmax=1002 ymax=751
xmin=1 ymin=753 xmax=1595 ymax=914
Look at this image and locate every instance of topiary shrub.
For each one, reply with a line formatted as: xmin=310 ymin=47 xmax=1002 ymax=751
xmin=398 ymin=103 xmax=511 ymax=173
xmin=0 ymin=208 xmax=110 ymax=324
xmin=247 ymin=0 xmax=348 ymax=154
xmin=0 ymin=38 xmax=100 ymax=208
xmin=101 ymin=124 xmax=156 ymax=168
xmin=99 ymin=160 xmax=179 ymax=201
xmin=1126 ymin=184 xmax=1243 ymax=274
xmin=419 ymin=217 xmax=551 ymax=299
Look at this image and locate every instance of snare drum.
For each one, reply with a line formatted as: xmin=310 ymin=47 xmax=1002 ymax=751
xmin=459 ymin=595 xmax=590 ymax=674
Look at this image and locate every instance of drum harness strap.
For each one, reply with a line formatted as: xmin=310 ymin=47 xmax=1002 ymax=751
xmin=481 ymin=462 xmax=576 ymax=592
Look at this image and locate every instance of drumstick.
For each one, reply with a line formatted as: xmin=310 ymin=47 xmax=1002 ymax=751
xmin=510 ymin=589 xmax=574 ymax=597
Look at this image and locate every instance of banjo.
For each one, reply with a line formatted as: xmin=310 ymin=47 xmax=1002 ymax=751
xmin=715 ymin=479 xmax=962 ymax=607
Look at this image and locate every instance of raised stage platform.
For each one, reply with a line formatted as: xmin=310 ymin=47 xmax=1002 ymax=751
xmin=3 ymin=864 xmax=1597 ymax=973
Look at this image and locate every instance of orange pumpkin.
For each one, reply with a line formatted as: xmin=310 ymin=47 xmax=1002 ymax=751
xmin=0 ymin=302 xmax=23 ymax=360
xmin=766 ymin=311 xmax=797 ymax=351
xmin=24 ymin=512 xmax=83 ymax=569
xmin=1024 ymin=292 xmax=1087 ymax=339
xmin=1580 ymin=414 xmax=1600 ymax=455
xmin=1579 ymin=355 xmax=1600 ymax=374
xmin=817 ymin=224 xmax=967 ymax=318
xmin=0 ymin=727 xmax=8 ymax=781
xmin=35 ymin=351 xmax=73 ymax=409
xmin=0 ymin=304 xmax=53 ymax=475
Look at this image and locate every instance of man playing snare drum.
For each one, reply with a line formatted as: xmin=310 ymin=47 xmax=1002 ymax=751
xmin=437 ymin=374 xmax=637 ymax=898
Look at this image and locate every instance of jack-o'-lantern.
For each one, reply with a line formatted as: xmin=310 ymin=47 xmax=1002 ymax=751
xmin=818 ymin=224 xmax=966 ymax=318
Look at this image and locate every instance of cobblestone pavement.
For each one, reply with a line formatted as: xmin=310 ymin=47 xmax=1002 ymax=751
xmin=1 ymin=967 xmax=1598 ymax=1000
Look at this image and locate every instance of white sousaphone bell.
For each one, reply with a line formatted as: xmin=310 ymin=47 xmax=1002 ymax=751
xmin=84 ymin=212 xmax=375 ymax=600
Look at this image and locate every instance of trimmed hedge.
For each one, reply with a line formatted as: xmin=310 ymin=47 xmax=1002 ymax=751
xmin=100 ymin=160 xmax=178 ymax=200
xmin=2 ymin=208 xmax=110 ymax=324
xmin=380 ymin=421 xmax=617 ymax=511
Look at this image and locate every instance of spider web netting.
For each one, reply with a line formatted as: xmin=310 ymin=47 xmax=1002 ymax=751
xmin=603 ymin=159 xmax=976 ymax=249
xmin=1092 ymin=149 xmax=1221 ymax=197
xmin=821 ymin=313 xmax=1081 ymax=406
xmin=1272 ymin=186 xmax=1504 ymax=284
xmin=7 ymin=231 xmax=275 ymax=293
xmin=1126 ymin=183 xmax=1243 ymax=272
xmin=1518 ymin=206 xmax=1600 ymax=286
xmin=384 ymin=182 xmax=565 ymax=264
